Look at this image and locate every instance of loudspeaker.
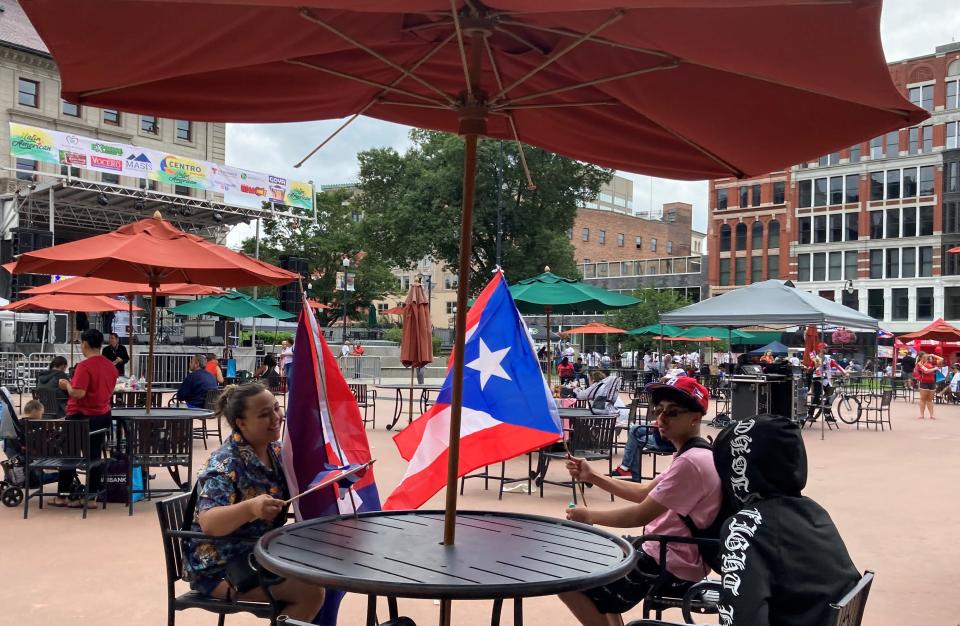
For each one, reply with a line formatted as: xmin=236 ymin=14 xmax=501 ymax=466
xmin=278 ymin=255 xmax=307 ymax=316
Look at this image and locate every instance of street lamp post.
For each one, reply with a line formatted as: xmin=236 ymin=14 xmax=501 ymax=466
xmin=342 ymin=257 xmax=350 ymax=343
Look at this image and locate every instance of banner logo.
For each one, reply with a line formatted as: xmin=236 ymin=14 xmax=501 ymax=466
xmin=125 ymin=153 xmax=153 ymax=171
xmin=91 ymin=155 xmax=123 ymax=171
xmin=91 ymin=142 xmax=124 ymax=156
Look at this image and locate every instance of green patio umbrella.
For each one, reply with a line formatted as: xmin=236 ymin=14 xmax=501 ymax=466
xmin=169 ymin=291 xmax=294 ymax=349
xmin=628 ymin=323 xmax=683 ymax=337
xmin=509 ymin=270 xmax=639 ymax=385
xmin=681 ymin=326 xmax=756 ymax=341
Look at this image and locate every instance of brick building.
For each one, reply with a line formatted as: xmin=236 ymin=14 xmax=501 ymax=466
xmin=572 ymin=197 xmax=696 ymax=265
xmin=708 ymin=42 xmax=960 ymax=332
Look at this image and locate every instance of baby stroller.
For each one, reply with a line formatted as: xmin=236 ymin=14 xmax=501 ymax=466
xmin=0 ymin=387 xmax=25 ymax=507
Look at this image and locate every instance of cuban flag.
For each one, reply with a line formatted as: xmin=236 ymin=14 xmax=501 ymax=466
xmin=282 ymin=295 xmax=380 ymax=625
xmin=384 ymin=271 xmax=561 ymax=510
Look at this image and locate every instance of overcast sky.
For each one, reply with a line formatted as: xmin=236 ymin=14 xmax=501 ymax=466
xmin=225 ymin=0 xmax=960 ymax=246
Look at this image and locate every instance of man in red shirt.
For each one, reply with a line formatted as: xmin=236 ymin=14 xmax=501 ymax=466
xmin=54 ymin=328 xmax=119 ymax=508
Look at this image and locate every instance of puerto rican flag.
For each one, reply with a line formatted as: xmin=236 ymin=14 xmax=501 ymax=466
xmin=282 ymin=294 xmax=380 ymax=625
xmin=384 ymin=271 xmax=561 ymax=510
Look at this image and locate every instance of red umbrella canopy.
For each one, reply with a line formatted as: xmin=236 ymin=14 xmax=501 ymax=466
xmin=22 ymin=276 xmax=227 ymax=297
xmin=382 ymin=306 xmax=406 ymax=316
xmin=307 ymin=299 xmax=333 ymax=310
xmin=22 ymin=0 xmax=926 ymax=179
xmin=400 ymin=282 xmax=433 ymax=369
xmin=1 ymin=294 xmax=144 ymax=313
xmin=560 ymin=322 xmax=626 ymax=335
xmin=8 ymin=215 xmax=297 ymax=287
xmin=898 ymin=318 xmax=960 ymax=343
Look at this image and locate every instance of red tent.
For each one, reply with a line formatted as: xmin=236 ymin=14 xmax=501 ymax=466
xmin=898 ymin=318 xmax=960 ymax=343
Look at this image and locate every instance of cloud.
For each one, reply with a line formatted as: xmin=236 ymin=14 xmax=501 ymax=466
xmin=225 ymin=0 xmax=957 ymax=247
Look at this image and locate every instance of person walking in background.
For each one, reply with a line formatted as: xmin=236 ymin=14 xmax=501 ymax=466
xmin=280 ymin=338 xmax=295 ymax=381
xmin=915 ymin=352 xmax=942 ymax=419
xmin=101 ymin=332 xmax=130 ymax=377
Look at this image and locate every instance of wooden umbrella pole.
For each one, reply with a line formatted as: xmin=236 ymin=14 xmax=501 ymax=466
xmin=145 ymin=285 xmax=157 ymax=412
xmin=409 ymin=366 xmax=415 ymax=425
xmin=545 ymin=305 xmax=552 ymax=388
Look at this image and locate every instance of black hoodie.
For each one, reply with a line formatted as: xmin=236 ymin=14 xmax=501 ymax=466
xmin=35 ymin=369 xmax=70 ymax=416
xmin=711 ymin=415 xmax=860 ymax=626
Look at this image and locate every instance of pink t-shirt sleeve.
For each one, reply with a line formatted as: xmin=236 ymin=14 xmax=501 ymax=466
xmin=647 ymin=455 xmax=703 ymax=517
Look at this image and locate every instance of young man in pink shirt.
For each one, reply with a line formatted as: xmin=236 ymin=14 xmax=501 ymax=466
xmin=561 ymin=376 xmax=721 ymax=626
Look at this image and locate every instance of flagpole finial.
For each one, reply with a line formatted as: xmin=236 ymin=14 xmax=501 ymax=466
xmin=152 ymin=210 xmax=163 ymax=219
xmin=544 ymin=265 xmax=550 ymax=272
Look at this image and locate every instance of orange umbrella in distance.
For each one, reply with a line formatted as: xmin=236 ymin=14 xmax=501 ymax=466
xmin=307 ymin=299 xmax=334 ymax=310
xmin=560 ymin=322 xmax=626 ymax=335
xmin=382 ymin=306 xmax=405 ymax=316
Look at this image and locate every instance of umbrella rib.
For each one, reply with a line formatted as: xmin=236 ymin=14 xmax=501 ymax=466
xmin=501 ymin=101 xmax=619 ymax=110
xmin=293 ymin=31 xmax=457 ymax=168
xmin=377 ymin=100 xmax=454 ymax=110
xmin=401 ymin=19 xmax=454 ymax=33
xmin=298 ymin=8 xmax=456 ymax=107
xmin=285 ymin=60 xmax=447 ymax=107
xmin=494 ymin=60 xmax=680 ymax=107
xmin=483 ymin=37 xmax=536 ymax=191
xmin=491 ymin=9 xmax=626 ymax=103
xmin=642 ymin=113 xmax=745 ymax=178
xmin=492 ymin=25 xmax=548 ymax=55
xmin=449 ymin=0 xmax=473 ymax=100
xmin=497 ymin=19 xmax=675 ymax=59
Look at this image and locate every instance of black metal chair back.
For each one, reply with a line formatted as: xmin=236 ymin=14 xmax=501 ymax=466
xmin=24 ymin=418 xmax=90 ymax=459
xmin=156 ymin=492 xmax=192 ymax=593
xmin=31 ymin=387 xmax=62 ymax=418
xmin=827 ymin=571 xmax=875 ymax=626
xmin=568 ymin=416 xmax=617 ymax=457
xmin=114 ymin=390 xmax=164 ymax=409
xmin=349 ymin=383 xmax=368 ymax=404
xmin=129 ymin=418 xmax=193 ymax=465
xmin=202 ymin=388 xmax=223 ymax=411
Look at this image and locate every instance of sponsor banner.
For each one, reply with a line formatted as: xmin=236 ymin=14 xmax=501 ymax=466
xmin=8 ymin=122 xmax=314 ymax=212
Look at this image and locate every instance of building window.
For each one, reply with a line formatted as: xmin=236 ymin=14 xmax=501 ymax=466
xmin=828 ymin=251 xmax=842 ymax=281
xmin=948 ymin=122 xmax=958 ymax=150
xmin=947 ymin=162 xmax=960 ymax=194
xmin=174 ymin=184 xmax=192 ymax=196
xmin=666 ymin=240 xmax=673 ymax=254
xmin=734 ymin=224 xmax=746 ymax=250
xmin=818 ymin=155 xmax=829 ymax=167
xmin=868 ymin=289 xmax=885 ymax=320
xmin=751 ymin=221 xmax=763 ymax=249
xmin=60 ymin=165 xmax=80 ymax=178
xmin=830 ymin=214 xmax=843 ymax=242
xmin=617 ymin=233 xmax=624 ymax=247
xmin=798 ymin=217 xmax=811 ymax=245
xmin=870 ymin=171 xmax=884 ymax=200
xmin=734 ymin=257 xmax=746 ymax=285
xmin=908 ymin=84 xmax=934 ymax=111
xmin=739 ymin=186 xmax=749 ymax=208
xmin=886 ymin=169 xmax=900 ymax=199
xmin=908 ymin=127 xmax=919 ymax=155
xmin=869 ymin=211 xmax=883 ymax=239
xmin=845 ymin=212 xmax=859 ymax=241
xmin=922 ymin=126 xmax=933 ymax=153
xmin=566 ymin=228 xmax=573 ymax=239
xmin=651 ymin=238 xmax=658 ymax=252
xmin=767 ymin=220 xmax=780 ymax=248
xmin=842 ymin=289 xmax=859 ymax=310
xmin=141 ymin=115 xmax=159 ymax=134
xmin=813 ymin=215 xmax=827 ymax=244
xmin=751 ymin=184 xmax=761 ymax=207
xmin=718 ymin=226 xmax=730 ymax=252
xmin=15 ymin=158 xmax=37 ymax=181
xmin=798 ymin=180 xmax=812 ymax=208
xmin=850 ymin=143 xmax=862 ymax=163
xmin=844 ymin=251 xmax=858 ymax=280
xmin=635 ymin=236 xmax=642 ymax=250
xmin=829 ymin=176 xmax=843 ymax=205
xmin=102 ymin=173 xmax=120 ymax=184
xmin=446 ymin=302 xmax=457 ymax=315
xmin=902 ymin=206 xmax=916 ymax=237
xmin=946 ymin=287 xmax=960 ymax=319
xmin=946 ymin=201 xmax=960 ymax=235
xmin=61 ymin=99 xmax=80 ymax=117
xmin=598 ymin=230 xmax=606 ymax=244
xmin=886 ymin=248 xmax=899 ymax=278
xmin=581 ymin=227 xmax=589 ymax=241
xmin=103 ymin=110 xmax=121 ymax=125
xmin=176 ymin=120 xmax=193 ymax=141
xmin=886 ymin=131 xmax=899 ymax=158
xmin=18 ymin=78 xmax=39 ymax=107
xmin=901 ymin=247 xmax=916 ymax=278
xmin=844 ymin=174 xmax=859 ymax=203
xmin=773 ymin=181 xmax=785 ymax=204
xmin=814 ymin=177 xmax=827 ymax=206
xmin=903 ymin=167 xmax=918 ymax=197
xmin=891 ymin=288 xmax=909 ymax=321
xmin=751 ymin=257 xmax=762 ymax=283
xmin=798 ymin=254 xmax=811 ymax=282
xmin=869 ymin=136 xmax=883 ymax=159
xmin=716 ymin=188 xmax=728 ymax=210
xmin=920 ymin=246 xmax=933 ymax=276
xmin=918 ymin=166 xmax=934 ymax=196
xmin=919 ymin=206 xmax=934 ymax=236
xmin=948 ymin=78 xmax=959 ymax=110
xmin=767 ymin=254 xmax=779 ymax=279
xmin=885 ymin=208 xmax=900 ymax=239
xmin=719 ymin=258 xmax=731 ymax=286
xmin=812 ymin=252 xmax=826 ymax=281
xmin=869 ymin=249 xmax=883 ymax=279
xmin=139 ymin=178 xmax=158 ymax=191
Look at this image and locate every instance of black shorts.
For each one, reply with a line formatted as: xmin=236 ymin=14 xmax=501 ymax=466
xmin=918 ymin=381 xmax=936 ymax=390
xmin=584 ymin=548 xmax=692 ymax=614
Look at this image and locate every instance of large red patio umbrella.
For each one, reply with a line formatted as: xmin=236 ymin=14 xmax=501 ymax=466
xmin=7 ymin=214 xmax=297 ymax=409
xmin=23 ymin=277 xmax=226 ymax=378
xmin=398 ymin=281 xmax=433 ymax=430
xmin=22 ymin=0 xmax=927 ymax=545
xmin=1 ymin=294 xmax=143 ymax=313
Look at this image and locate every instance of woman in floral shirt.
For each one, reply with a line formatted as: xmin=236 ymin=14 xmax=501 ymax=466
xmin=185 ymin=383 xmax=325 ymax=621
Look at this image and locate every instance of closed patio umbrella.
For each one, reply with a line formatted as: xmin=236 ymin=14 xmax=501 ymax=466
xmin=24 ymin=0 xmax=926 ymax=546
xmin=398 ymin=281 xmax=433 ymax=430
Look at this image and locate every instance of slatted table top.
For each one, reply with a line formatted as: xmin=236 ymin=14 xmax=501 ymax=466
xmin=255 ymin=510 xmax=634 ymax=600
xmin=111 ymin=407 xmax=213 ymax=419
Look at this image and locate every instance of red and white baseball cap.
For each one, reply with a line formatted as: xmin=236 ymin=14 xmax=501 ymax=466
xmin=645 ymin=376 xmax=709 ymax=415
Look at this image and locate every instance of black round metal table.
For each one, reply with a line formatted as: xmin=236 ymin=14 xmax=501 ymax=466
xmin=375 ymin=383 xmax=443 ymax=430
xmin=111 ymin=407 xmax=213 ymax=419
xmin=255 ymin=509 xmax=635 ymax=626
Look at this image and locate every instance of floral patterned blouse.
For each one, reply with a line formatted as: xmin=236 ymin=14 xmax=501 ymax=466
xmin=184 ymin=432 xmax=288 ymax=589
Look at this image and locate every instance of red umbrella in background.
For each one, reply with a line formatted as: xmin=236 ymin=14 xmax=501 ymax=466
xmin=803 ymin=325 xmax=819 ymax=368
xmin=395 ymin=280 xmax=433 ymax=431
xmin=1 ymin=294 xmax=143 ymax=313
xmin=23 ymin=277 xmax=226 ymax=377
xmin=382 ymin=306 xmax=406 ymax=316
xmin=307 ymin=299 xmax=334 ymax=310
xmin=22 ymin=0 xmax=927 ymax=543
xmin=8 ymin=213 xmax=297 ymax=409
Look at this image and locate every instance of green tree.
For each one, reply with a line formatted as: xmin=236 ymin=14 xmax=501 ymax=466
xmin=357 ymin=130 xmax=612 ymax=294
xmin=240 ymin=189 xmax=398 ymax=324
xmin=607 ymin=288 xmax=691 ymax=350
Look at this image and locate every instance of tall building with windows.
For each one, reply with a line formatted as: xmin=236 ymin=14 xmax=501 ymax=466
xmin=708 ymin=42 xmax=960 ymax=331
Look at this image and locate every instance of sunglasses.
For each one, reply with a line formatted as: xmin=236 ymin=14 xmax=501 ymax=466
xmin=653 ymin=404 xmax=694 ymax=419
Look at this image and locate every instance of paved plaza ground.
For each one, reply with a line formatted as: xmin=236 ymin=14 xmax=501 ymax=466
xmin=2 ymin=389 xmax=957 ymax=626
